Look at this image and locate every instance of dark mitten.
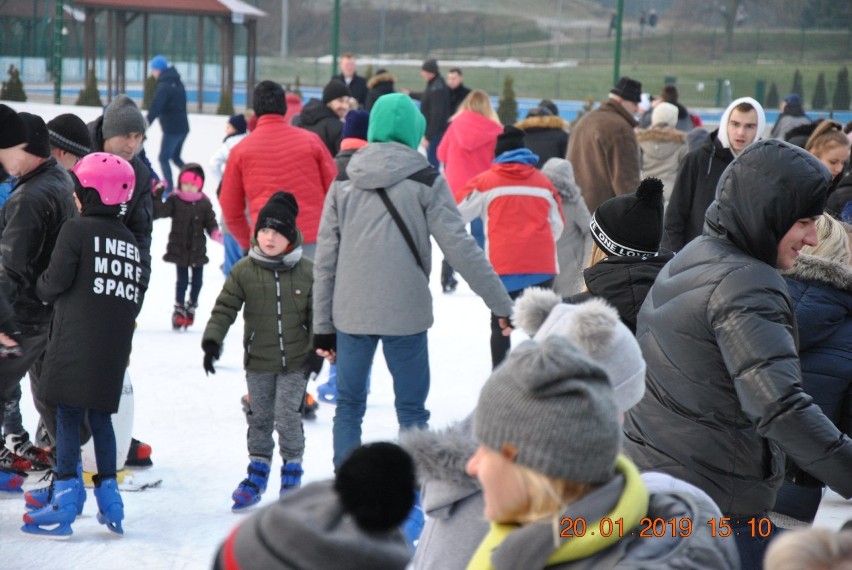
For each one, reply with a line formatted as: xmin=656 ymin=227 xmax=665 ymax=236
xmin=202 ymin=341 xmax=220 ymax=376
xmin=303 ymin=351 xmax=325 ymax=380
xmin=0 ymin=319 xmax=23 ymax=359
xmin=313 ymin=333 xmax=336 ymax=353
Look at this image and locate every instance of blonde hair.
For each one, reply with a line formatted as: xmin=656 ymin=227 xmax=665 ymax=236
xmin=581 ymin=242 xmax=609 ymax=292
xmin=450 ymin=89 xmax=500 ymax=124
xmin=800 ymin=214 xmax=852 ymax=265
xmin=764 ymin=528 xmax=852 ymax=570
xmin=805 ymin=120 xmax=849 ymax=159
xmin=511 ymin=462 xmax=595 ymax=525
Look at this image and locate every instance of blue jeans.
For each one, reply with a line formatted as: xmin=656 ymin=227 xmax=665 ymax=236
xmin=426 ymin=133 xmax=443 ymax=169
xmin=731 ymin=518 xmax=783 ymax=570
xmin=176 ymin=265 xmax=204 ymax=305
xmin=222 ymin=234 xmax=243 ymax=276
xmin=333 ymin=331 xmax=430 ymax=469
xmin=158 ymin=131 xmax=187 ymax=189
xmin=56 ymin=403 xmax=116 ymax=478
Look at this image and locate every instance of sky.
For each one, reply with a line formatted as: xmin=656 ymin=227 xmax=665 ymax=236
xmin=0 ymin=102 xmax=848 ymax=570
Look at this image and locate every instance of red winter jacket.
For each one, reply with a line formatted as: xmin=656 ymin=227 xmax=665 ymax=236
xmin=220 ymin=114 xmax=337 ymax=248
xmin=457 ymin=161 xmax=564 ymax=276
xmin=437 ymin=110 xmax=504 ymax=202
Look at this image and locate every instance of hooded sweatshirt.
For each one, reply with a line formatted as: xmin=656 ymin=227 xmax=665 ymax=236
xmin=437 ymin=111 xmax=504 ymax=201
xmin=314 ymin=94 xmax=513 ymax=336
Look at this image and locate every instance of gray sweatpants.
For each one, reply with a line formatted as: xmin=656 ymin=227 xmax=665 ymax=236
xmin=245 ymin=370 xmax=308 ymax=463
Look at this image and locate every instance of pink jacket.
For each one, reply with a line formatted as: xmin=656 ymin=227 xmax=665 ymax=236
xmin=437 ymin=111 xmax=503 ymax=202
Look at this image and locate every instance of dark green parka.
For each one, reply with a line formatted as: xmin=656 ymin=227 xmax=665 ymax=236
xmin=202 ymin=237 xmax=313 ymax=373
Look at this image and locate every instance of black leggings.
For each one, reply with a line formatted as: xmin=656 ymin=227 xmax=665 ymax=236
xmin=490 ymin=278 xmax=554 ymax=369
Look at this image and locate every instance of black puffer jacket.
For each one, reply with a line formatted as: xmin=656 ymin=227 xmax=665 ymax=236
xmin=568 ymin=254 xmax=672 ymax=334
xmin=296 ymin=99 xmax=343 ymax=157
xmin=0 ymin=159 xmax=76 ymax=328
xmin=88 ymin=116 xmax=154 ymax=290
xmin=623 ymin=140 xmax=852 ymax=517
xmin=365 ymin=71 xmax=396 ymax=112
xmin=410 ymin=74 xmax=450 ymax=139
xmin=662 ymin=129 xmax=733 ymax=252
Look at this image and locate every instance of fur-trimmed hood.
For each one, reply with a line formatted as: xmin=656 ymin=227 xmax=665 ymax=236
xmin=397 ymin=417 xmax=481 ymax=513
xmin=515 ymin=114 xmax=567 ymax=131
xmin=398 ymin=418 xmax=478 ymax=486
xmin=367 ymin=71 xmax=396 ymax=89
xmin=783 ymin=253 xmax=852 ymax=292
xmin=636 ymin=126 xmax=686 ymax=144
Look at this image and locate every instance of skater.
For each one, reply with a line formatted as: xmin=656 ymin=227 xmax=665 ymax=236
xmin=23 ymin=153 xmax=141 ymax=537
xmin=201 ymin=191 xmax=321 ymax=511
xmin=152 ymin=163 xmax=221 ymax=329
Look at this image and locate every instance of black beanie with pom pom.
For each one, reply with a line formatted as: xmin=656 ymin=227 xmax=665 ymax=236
xmin=590 ymin=177 xmax=664 ymax=258
xmin=216 ymin=443 xmax=414 ymax=570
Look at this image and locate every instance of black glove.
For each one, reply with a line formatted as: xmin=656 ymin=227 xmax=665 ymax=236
xmin=303 ymin=351 xmax=325 ymax=380
xmin=0 ymin=323 xmax=23 ymax=359
xmin=202 ymin=341 xmax=220 ymax=376
xmin=313 ymin=333 xmax=336 ymax=353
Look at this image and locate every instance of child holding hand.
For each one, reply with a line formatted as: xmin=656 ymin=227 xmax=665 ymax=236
xmin=153 ymin=163 xmax=221 ymax=329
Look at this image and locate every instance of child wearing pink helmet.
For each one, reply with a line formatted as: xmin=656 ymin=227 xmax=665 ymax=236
xmin=22 ymin=152 xmax=141 ymax=538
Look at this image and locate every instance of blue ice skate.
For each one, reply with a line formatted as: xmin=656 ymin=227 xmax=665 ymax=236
xmin=21 ymin=478 xmax=80 ymax=538
xmin=232 ymin=460 xmax=270 ymax=512
xmin=401 ymin=490 xmax=424 ymax=551
xmin=94 ymin=475 xmax=124 ymax=535
xmin=26 ymin=462 xmax=86 ymax=515
xmin=1 ymin=467 xmax=24 ymax=493
xmin=280 ymin=462 xmax=303 ymax=497
xmin=316 ymin=364 xmax=337 ymax=404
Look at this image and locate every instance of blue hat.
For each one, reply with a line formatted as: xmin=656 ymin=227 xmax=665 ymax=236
xmin=150 ymin=55 xmax=168 ymax=72
xmin=342 ymin=110 xmax=370 ymax=141
xmin=228 ymin=114 xmax=248 ymax=135
xmin=783 ymin=93 xmax=802 ymax=106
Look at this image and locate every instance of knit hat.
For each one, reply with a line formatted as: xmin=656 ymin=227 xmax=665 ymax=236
xmin=19 ymin=113 xmax=51 ymax=158
xmin=47 ymin=113 xmax=92 ymax=158
xmin=538 ymin=99 xmax=559 ymax=116
xmin=342 ymin=110 xmax=370 ymax=141
xmin=421 ymin=58 xmax=439 ymax=75
xmin=255 ymin=191 xmax=299 ymax=244
xmin=513 ymin=290 xmax=646 ymax=412
xmin=651 ymin=102 xmax=679 ymax=128
xmin=783 ymin=93 xmax=801 ymax=106
xmin=590 ymin=177 xmax=664 ymax=258
xmin=494 ymin=125 xmax=526 ymax=157
xmin=217 ymin=442 xmax=414 ymax=570
xmin=150 ymin=55 xmax=168 ymax=72
xmin=526 ymin=106 xmax=553 ymax=118
xmin=610 ymin=76 xmax=642 ymax=104
xmin=228 ymin=114 xmax=248 ymax=134
xmin=0 ymin=104 xmax=27 ymax=149
xmin=367 ymin=93 xmax=425 ymax=150
xmin=323 ymin=80 xmax=351 ymax=104
xmin=474 ymin=336 xmax=620 ymax=483
xmin=102 ymin=95 xmax=147 ymax=140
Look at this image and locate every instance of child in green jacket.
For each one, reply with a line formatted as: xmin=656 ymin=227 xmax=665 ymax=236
xmin=201 ymin=191 xmax=317 ymax=511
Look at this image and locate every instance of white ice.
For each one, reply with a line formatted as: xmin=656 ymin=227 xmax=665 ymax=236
xmin=0 ymin=102 xmax=848 ymax=569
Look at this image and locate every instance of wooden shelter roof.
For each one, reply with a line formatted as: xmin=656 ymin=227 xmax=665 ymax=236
xmin=71 ymin=0 xmax=265 ymax=18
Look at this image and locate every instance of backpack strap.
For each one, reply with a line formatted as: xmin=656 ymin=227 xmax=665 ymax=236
xmin=375 ymin=187 xmax=427 ymax=276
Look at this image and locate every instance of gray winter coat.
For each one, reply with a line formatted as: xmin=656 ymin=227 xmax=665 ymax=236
xmin=313 ymin=142 xmax=513 ymax=336
xmin=541 ymin=158 xmax=592 ymax=297
xmin=623 ymin=140 xmax=852 ymax=517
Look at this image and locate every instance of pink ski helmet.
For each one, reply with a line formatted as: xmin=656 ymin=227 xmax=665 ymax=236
xmin=72 ymin=152 xmax=135 ymax=205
